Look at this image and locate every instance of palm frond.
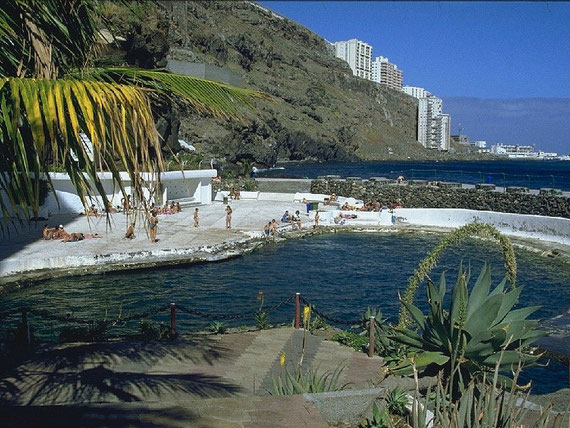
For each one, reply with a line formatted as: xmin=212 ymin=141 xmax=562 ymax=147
xmin=0 ymin=77 xmax=161 ymax=228
xmin=0 ymin=0 xmax=98 ymax=78
xmin=79 ymin=67 xmax=271 ymax=120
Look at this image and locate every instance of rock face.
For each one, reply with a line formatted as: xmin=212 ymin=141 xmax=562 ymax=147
xmin=101 ymin=1 xmax=448 ymax=167
xmin=311 ymin=179 xmax=570 ymax=219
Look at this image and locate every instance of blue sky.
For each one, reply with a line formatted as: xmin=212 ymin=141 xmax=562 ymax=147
xmin=260 ymin=1 xmax=570 ymax=153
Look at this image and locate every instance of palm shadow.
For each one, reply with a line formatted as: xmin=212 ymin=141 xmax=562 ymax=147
xmin=0 ymin=335 xmax=241 ymax=406
xmin=0 ymin=403 xmax=200 ymax=428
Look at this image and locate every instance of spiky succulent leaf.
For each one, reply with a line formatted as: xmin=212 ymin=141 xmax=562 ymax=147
xmin=466 ymin=263 xmax=492 ymax=319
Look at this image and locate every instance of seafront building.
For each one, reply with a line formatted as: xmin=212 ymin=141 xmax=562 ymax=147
xmin=402 ymin=85 xmax=430 ymax=99
xmin=332 ymin=39 xmax=372 ymax=80
xmin=490 ymin=144 xmax=558 ymax=159
xmin=371 ymin=56 xmax=403 ymax=90
xmin=408 ymin=88 xmax=451 ymax=151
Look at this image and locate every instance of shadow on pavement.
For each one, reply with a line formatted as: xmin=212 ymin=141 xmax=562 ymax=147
xmin=0 ymin=404 xmax=199 ymax=428
xmin=0 ymin=336 xmax=241 ymax=405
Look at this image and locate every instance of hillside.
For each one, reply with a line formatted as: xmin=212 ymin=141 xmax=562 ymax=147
xmin=101 ymin=1 xmax=480 ymax=167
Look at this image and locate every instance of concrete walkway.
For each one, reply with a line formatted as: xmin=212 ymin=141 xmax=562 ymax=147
xmin=0 ymin=328 xmax=384 ymax=427
xmin=0 ymin=197 xmax=314 ymax=283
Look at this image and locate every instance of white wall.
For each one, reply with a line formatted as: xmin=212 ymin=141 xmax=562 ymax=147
xmin=393 ymin=208 xmax=570 ymax=245
xmin=27 ymin=170 xmax=217 ymax=216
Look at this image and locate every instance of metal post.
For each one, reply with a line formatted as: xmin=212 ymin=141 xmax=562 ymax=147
xmin=170 ymin=303 xmax=176 ymax=337
xmin=295 ymin=293 xmax=301 ymax=329
xmin=21 ymin=308 xmax=30 ymax=346
xmin=368 ymin=316 xmax=375 ymax=358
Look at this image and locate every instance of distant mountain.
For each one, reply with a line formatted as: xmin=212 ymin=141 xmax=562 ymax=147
xmin=103 ymin=1 xmax=487 ymax=166
xmin=444 ymin=97 xmax=570 ymax=154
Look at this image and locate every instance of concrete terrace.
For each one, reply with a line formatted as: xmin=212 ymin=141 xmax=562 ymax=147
xmin=0 ymin=328 xmax=384 ymax=427
xmin=1 ymin=191 xmax=570 ymax=284
xmin=0 ymin=196 xmax=310 ymax=283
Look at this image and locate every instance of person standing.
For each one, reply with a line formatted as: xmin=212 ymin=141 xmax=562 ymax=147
xmin=194 ymin=208 xmax=199 ymax=227
xmin=148 ymin=210 xmax=158 ymax=243
xmin=264 ymin=222 xmax=271 ymax=242
xmin=314 ymin=211 xmax=320 ymax=229
xmin=225 ymin=205 xmax=233 ymax=229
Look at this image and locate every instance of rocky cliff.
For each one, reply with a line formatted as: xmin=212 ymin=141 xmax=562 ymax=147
xmin=101 ymin=1 xmax=466 ymax=168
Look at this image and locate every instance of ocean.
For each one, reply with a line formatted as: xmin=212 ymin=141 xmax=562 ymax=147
xmin=255 ymin=160 xmax=570 ymax=190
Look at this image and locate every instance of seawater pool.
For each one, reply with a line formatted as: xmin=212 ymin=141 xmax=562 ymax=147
xmin=1 ymin=232 xmax=568 ymax=393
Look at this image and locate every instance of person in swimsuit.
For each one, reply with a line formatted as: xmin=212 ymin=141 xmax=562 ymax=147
xmin=125 ymin=223 xmax=135 ymax=240
xmin=263 ymin=222 xmax=271 ymax=242
xmin=271 ymin=219 xmax=278 ymax=235
xmin=149 ymin=211 xmax=158 ymax=243
xmin=225 ymin=205 xmax=232 ymax=229
xmin=194 ymin=208 xmax=199 ymax=227
xmin=314 ymin=211 xmax=320 ymax=229
xmin=42 ymin=224 xmax=56 ymax=240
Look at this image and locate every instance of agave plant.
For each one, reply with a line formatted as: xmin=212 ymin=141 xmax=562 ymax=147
xmin=391 ymin=264 xmax=544 ymax=393
xmin=270 ymin=362 xmax=349 ymax=395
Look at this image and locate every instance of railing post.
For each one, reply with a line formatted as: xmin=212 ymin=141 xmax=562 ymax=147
xmin=368 ymin=316 xmax=375 ymax=358
xmin=294 ymin=293 xmax=301 ymax=329
xmin=170 ymin=303 xmax=176 ymax=337
xmin=21 ymin=308 xmax=31 ymax=347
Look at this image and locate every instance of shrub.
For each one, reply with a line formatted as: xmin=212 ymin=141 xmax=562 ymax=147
xmin=310 ymin=315 xmax=329 ymax=332
xmin=332 ymin=331 xmax=369 ymax=352
xmin=208 ymin=321 xmax=227 ymax=334
xmin=59 ymin=320 xmax=107 ymax=342
xmin=139 ymin=319 xmax=171 ymax=340
xmin=242 ymin=178 xmax=257 ymax=191
xmin=255 ymin=311 xmax=269 ymax=330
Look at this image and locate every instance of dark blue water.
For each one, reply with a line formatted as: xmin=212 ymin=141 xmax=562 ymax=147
xmin=256 ymin=160 xmax=570 ymax=190
xmin=1 ymin=232 xmax=568 ymax=393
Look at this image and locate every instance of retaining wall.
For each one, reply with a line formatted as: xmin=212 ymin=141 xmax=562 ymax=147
xmin=311 ymin=179 xmax=570 ymax=219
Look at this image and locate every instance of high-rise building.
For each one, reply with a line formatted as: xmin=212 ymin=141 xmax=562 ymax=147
xmin=402 ymin=86 xmax=431 ymax=99
xmin=417 ymin=96 xmax=450 ymax=151
xmin=371 ymin=56 xmax=403 ymax=90
xmin=332 ymin=39 xmax=372 ymax=80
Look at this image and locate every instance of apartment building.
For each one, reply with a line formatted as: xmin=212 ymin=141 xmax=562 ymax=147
xmin=417 ymin=96 xmax=450 ymax=151
xmin=332 ymin=39 xmax=372 ymax=80
xmin=371 ymin=56 xmax=403 ymax=90
xmin=402 ymin=85 xmax=431 ymax=99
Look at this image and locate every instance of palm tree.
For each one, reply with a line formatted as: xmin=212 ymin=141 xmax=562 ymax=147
xmin=0 ymin=0 xmax=266 ymax=228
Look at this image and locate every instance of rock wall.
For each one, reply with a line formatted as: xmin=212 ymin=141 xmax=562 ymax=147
xmin=311 ymin=178 xmax=570 ymax=219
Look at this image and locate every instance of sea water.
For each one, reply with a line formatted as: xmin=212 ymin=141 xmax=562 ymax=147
xmin=1 ymin=232 xmax=568 ymax=393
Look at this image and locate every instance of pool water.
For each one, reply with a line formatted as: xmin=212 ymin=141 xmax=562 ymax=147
xmin=1 ymin=232 xmax=568 ymax=393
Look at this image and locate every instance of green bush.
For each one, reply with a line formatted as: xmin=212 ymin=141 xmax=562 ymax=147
xmin=255 ymin=311 xmax=269 ymax=330
xmin=242 ymin=178 xmax=257 ymax=191
xmin=139 ymin=319 xmax=171 ymax=340
xmin=391 ymin=264 xmax=544 ymax=395
xmin=208 ymin=321 xmax=227 ymax=334
xmin=59 ymin=320 xmax=107 ymax=342
xmin=310 ymin=315 xmax=329 ymax=332
xmin=356 ymin=307 xmax=402 ymax=363
xmin=332 ymin=331 xmax=369 ymax=352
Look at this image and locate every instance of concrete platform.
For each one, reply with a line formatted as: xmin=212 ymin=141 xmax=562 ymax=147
xmin=0 ymin=328 xmax=383 ymax=426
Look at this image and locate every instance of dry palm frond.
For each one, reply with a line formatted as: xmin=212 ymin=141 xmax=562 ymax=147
xmin=0 ymin=77 xmax=161 ymax=229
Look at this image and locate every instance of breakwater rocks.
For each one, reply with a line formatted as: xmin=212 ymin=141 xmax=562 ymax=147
xmin=311 ymin=178 xmax=570 ymax=219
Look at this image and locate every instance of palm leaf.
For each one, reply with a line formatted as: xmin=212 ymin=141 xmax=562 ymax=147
xmin=80 ymin=67 xmax=271 ymax=120
xmin=0 ymin=77 xmax=160 ymax=227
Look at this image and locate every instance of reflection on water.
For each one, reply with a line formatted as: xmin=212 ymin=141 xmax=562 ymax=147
xmin=1 ymin=232 xmax=568 ymax=392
